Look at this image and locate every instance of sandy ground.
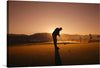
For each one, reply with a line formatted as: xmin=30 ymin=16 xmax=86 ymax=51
xmin=7 ymin=42 xmax=99 ymax=67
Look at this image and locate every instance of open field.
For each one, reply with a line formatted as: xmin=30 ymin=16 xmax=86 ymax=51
xmin=7 ymin=42 xmax=99 ymax=67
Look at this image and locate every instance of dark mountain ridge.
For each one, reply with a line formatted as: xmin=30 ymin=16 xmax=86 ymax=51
xmin=8 ymin=33 xmax=100 ymax=45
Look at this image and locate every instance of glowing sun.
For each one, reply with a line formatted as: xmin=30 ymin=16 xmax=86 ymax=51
xmin=49 ymin=29 xmax=54 ymax=33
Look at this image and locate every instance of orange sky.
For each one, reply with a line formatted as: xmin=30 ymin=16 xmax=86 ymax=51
xmin=8 ymin=1 xmax=99 ymax=35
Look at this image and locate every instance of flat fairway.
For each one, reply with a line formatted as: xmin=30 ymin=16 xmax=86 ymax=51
xmin=7 ymin=42 xmax=99 ymax=67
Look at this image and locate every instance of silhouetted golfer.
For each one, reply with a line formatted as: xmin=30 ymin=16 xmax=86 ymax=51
xmin=52 ymin=27 xmax=62 ymax=49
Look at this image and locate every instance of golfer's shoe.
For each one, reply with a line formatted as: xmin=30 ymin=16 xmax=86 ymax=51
xmin=55 ymin=47 xmax=59 ymax=49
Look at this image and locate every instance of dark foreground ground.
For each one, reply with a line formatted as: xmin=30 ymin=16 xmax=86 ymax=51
xmin=7 ymin=42 xmax=99 ymax=67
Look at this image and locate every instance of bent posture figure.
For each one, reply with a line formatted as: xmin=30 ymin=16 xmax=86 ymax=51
xmin=52 ymin=27 xmax=62 ymax=49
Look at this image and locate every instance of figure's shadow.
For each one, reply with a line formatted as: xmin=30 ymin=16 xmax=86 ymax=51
xmin=55 ymin=48 xmax=62 ymax=65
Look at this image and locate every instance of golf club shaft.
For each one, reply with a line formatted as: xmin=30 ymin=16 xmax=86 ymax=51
xmin=59 ymin=37 xmax=65 ymax=44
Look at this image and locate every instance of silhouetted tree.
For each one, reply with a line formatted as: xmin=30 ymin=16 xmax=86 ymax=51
xmin=80 ymin=36 xmax=81 ymax=43
xmin=89 ymin=34 xmax=92 ymax=42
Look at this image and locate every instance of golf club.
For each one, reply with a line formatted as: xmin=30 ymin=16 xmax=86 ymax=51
xmin=59 ymin=36 xmax=66 ymax=45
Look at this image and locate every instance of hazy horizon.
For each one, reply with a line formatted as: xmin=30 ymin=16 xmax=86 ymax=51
xmin=8 ymin=1 xmax=99 ymax=35
xmin=8 ymin=32 xmax=100 ymax=36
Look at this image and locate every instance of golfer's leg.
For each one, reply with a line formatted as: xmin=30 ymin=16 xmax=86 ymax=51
xmin=54 ymin=38 xmax=57 ymax=48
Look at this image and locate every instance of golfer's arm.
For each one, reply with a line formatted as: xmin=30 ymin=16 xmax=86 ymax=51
xmin=57 ymin=31 xmax=60 ymax=37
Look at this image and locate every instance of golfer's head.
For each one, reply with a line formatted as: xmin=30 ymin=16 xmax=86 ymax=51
xmin=59 ymin=27 xmax=62 ymax=30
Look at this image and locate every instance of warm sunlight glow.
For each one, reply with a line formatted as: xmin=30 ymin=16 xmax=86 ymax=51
xmin=49 ymin=30 xmax=54 ymax=33
xmin=8 ymin=1 xmax=99 ymax=35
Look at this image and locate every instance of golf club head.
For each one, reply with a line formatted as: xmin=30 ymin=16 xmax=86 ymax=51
xmin=64 ymin=43 xmax=66 ymax=45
